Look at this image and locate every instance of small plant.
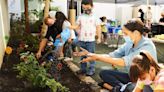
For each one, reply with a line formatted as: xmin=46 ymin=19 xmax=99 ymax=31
xmin=14 ymin=52 xmax=69 ymax=92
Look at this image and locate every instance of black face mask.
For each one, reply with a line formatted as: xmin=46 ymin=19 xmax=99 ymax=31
xmin=83 ymin=9 xmax=92 ymax=15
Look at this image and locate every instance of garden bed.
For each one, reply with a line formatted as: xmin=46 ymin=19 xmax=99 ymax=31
xmin=0 ymin=50 xmax=93 ymax=92
xmin=0 ymin=34 xmax=94 ymax=92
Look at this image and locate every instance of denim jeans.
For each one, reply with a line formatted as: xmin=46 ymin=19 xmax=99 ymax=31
xmin=78 ymin=41 xmax=95 ymax=73
xmin=99 ymin=70 xmax=130 ymax=87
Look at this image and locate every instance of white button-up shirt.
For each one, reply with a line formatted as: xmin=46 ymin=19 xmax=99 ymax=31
xmin=76 ymin=14 xmax=101 ymax=42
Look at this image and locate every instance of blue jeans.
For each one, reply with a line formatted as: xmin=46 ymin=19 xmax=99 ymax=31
xmin=78 ymin=41 xmax=95 ymax=73
xmin=99 ymin=70 xmax=130 ymax=87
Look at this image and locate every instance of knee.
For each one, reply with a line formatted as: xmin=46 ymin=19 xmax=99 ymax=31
xmin=99 ymin=70 xmax=108 ymax=78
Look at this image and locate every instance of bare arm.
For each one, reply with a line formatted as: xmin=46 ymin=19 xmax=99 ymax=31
xmin=36 ymin=38 xmax=48 ymax=59
xmin=70 ymin=25 xmax=80 ymax=32
xmin=84 ymin=53 xmax=125 ymax=66
xmin=74 ymin=48 xmax=125 ymax=66
xmin=96 ymin=25 xmax=101 ymax=43
xmin=154 ymin=90 xmax=164 ymax=92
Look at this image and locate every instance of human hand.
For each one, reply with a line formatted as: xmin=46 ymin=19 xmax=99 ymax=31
xmin=73 ymin=47 xmax=89 ymax=57
xmin=79 ymin=53 xmax=97 ymax=63
xmin=68 ymin=38 xmax=72 ymax=43
xmin=56 ymin=34 xmax=61 ymax=38
xmin=96 ymin=38 xmax=101 ymax=44
xmin=36 ymin=51 xmax=42 ymax=59
xmin=136 ymin=78 xmax=152 ymax=90
xmin=60 ymin=38 xmax=63 ymax=42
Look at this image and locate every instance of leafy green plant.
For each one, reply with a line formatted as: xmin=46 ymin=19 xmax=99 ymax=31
xmin=14 ymin=52 xmax=69 ymax=92
xmin=22 ymin=33 xmax=40 ymax=52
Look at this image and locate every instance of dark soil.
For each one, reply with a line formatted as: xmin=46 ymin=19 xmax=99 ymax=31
xmin=0 ymin=42 xmax=93 ymax=92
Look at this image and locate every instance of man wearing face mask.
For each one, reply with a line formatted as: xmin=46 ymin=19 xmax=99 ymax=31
xmin=71 ymin=0 xmax=101 ymax=76
xmin=74 ymin=18 xmax=157 ymax=91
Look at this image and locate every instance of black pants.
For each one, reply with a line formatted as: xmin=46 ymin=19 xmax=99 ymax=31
xmin=99 ymin=70 xmax=153 ymax=92
xmin=99 ymin=70 xmax=130 ymax=87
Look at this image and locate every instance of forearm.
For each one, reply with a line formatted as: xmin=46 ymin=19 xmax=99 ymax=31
xmin=154 ymin=90 xmax=164 ymax=92
xmin=56 ymin=34 xmax=61 ymax=38
xmin=94 ymin=54 xmax=125 ymax=66
xmin=70 ymin=25 xmax=80 ymax=31
xmin=38 ymin=38 xmax=48 ymax=52
xmin=96 ymin=25 xmax=101 ymax=40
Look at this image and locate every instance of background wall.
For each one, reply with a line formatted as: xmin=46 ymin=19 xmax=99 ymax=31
xmin=50 ymin=0 xmax=68 ymax=17
xmin=133 ymin=5 xmax=164 ymax=23
xmin=0 ymin=0 xmax=10 ymax=68
xmin=93 ymin=3 xmax=116 ymax=20
xmin=93 ymin=3 xmax=133 ymax=26
xmin=8 ymin=0 xmax=21 ymax=19
xmin=92 ymin=3 xmax=164 ymax=26
xmin=116 ymin=4 xmax=133 ymax=27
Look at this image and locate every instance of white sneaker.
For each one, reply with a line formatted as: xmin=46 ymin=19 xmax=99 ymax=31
xmin=64 ymin=57 xmax=73 ymax=61
xmin=100 ymin=89 xmax=109 ymax=92
xmin=104 ymin=42 xmax=108 ymax=45
xmin=108 ymin=44 xmax=113 ymax=47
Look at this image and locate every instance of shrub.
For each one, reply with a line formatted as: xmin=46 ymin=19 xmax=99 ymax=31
xmin=14 ymin=52 xmax=69 ymax=92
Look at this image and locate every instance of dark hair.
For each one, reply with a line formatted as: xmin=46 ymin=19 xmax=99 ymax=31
xmin=82 ymin=0 xmax=93 ymax=6
xmin=54 ymin=11 xmax=68 ymax=34
xmin=100 ymin=16 xmax=107 ymax=22
xmin=124 ymin=18 xmax=149 ymax=34
xmin=148 ymin=6 xmax=151 ymax=10
xmin=129 ymin=51 xmax=160 ymax=82
xmin=138 ymin=9 xmax=143 ymax=12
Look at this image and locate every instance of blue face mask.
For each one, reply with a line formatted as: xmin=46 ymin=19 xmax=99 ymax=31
xmin=123 ymin=36 xmax=134 ymax=44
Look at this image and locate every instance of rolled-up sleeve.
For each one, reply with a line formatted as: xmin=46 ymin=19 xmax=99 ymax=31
xmin=122 ymin=52 xmax=139 ymax=71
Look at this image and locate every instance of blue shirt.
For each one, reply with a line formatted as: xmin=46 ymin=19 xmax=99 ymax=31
xmin=54 ymin=28 xmax=71 ymax=47
xmin=109 ymin=36 xmax=157 ymax=72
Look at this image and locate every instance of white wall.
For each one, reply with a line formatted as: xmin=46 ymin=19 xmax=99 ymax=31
xmin=133 ymin=5 xmax=164 ymax=23
xmin=116 ymin=4 xmax=133 ymax=27
xmin=93 ymin=3 xmax=133 ymax=27
xmin=50 ymin=0 xmax=68 ymax=17
xmin=8 ymin=0 xmax=21 ymax=19
xmin=0 ymin=0 xmax=10 ymax=68
xmin=93 ymin=3 xmax=116 ymax=20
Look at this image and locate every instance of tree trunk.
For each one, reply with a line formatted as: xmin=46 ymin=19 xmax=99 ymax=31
xmin=41 ymin=0 xmax=50 ymax=37
xmin=69 ymin=0 xmax=76 ymax=25
xmin=24 ymin=0 xmax=30 ymax=33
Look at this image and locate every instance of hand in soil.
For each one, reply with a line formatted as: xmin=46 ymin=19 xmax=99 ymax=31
xmin=73 ymin=47 xmax=89 ymax=57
